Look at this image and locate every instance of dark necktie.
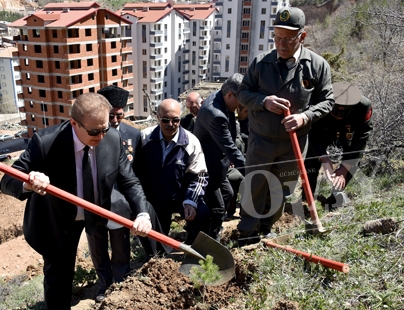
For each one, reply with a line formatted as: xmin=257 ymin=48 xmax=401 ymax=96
xmin=82 ymin=145 xmax=94 ymax=203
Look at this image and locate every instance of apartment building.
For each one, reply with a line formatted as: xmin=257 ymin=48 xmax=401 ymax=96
xmin=9 ymin=2 xmax=133 ymax=135
xmin=119 ymin=2 xmax=217 ymax=117
xmin=0 ymin=45 xmax=23 ymax=114
xmin=213 ymin=0 xmax=289 ymax=78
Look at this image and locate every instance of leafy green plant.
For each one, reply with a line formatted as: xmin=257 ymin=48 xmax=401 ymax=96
xmin=189 ymin=255 xmax=221 ymax=303
xmin=72 ymin=265 xmax=97 ymax=288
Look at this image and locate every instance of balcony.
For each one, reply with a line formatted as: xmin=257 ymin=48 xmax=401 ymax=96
xmin=124 ymin=84 xmax=134 ymax=92
xmin=20 ymin=119 xmax=27 ymax=126
xmin=150 ymin=66 xmax=164 ymax=72
xmin=150 ymin=30 xmax=163 ymax=35
xmin=150 ymin=89 xmax=163 ymax=95
xmin=150 ymin=42 xmax=163 ymax=48
xmin=121 ymin=60 xmax=133 ymax=67
xmin=122 ymin=72 xmax=133 ymax=80
xmin=19 ymin=106 xmax=26 ymax=113
xmin=121 ymin=46 xmax=132 ymax=54
xmin=150 ymin=54 xmax=163 ymax=60
xmin=150 ymin=76 xmax=164 ymax=83
xmin=17 ymin=93 xmax=24 ymax=100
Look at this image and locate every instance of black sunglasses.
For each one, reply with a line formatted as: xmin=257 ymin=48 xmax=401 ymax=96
xmin=160 ymin=117 xmax=181 ymax=124
xmin=109 ymin=113 xmax=124 ymax=119
xmin=77 ymin=120 xmax=110 ymax=136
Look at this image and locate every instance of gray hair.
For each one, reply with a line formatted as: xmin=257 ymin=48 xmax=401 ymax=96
xmin=71 ymin=92 xmax=112 ymax=123
xmin=221 ymin=73 xmax=244 ymax=97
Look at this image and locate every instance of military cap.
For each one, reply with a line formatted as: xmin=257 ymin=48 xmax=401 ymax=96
xmin=97 ymin=85 xmax=129 ymax=108
xmin=333 ymin=82 xmax=362 ymax=106
xmin=274 ymin=7 xmax=306 ymax=31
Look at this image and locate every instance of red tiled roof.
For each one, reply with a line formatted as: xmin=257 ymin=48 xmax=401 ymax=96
xmin=122 ymin=9 xmax=173 ymax=23
xmin=123 ymin=3 xmax=170 ymax=10
xmin=44 ymin=2 xmax=100 ymax=10
xmin=173 ymin=4 xmax=215 ymax=10
xmin=9 ymin=7 xmax=131 ymax=28
xmin=175 ymin=7 xmax=217 ymax=20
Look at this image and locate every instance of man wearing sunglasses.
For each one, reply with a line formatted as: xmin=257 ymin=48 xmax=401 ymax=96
xmin=0 ymin=92 xmax=152 ymax=309
xmin=140 ymin=99 xmax=210 ymax=247
xmin=304 ymin=82 xmax=373 ymax=211
xmin=86 ymin=85 xmax=144 ymax=302
xmin=237 ymin=7 xmax=334 ymax=245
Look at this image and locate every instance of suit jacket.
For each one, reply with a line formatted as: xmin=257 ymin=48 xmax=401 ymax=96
xmin=0 ymin=121 xmax=149 ymax=256
xmin=110 ymin=122 xmax=143 ymax=221
xmin=193 ymin=90 xmax=245 ymax=189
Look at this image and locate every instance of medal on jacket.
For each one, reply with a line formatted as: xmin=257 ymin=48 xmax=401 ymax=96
xmin=345 ymin=126 xmax=353 ymax=141
xmin=127 ymin=139 xmax=133 ymax=153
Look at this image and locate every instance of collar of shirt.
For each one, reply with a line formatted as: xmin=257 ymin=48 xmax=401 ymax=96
xmin=158 ymin=128 xmax=179 ymax=146
xmin=277 ymin=46 xmax=302 ymax=67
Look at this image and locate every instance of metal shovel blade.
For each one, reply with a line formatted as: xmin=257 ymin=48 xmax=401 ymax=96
xmin=179 ymin=231 xmax=235 ymax=286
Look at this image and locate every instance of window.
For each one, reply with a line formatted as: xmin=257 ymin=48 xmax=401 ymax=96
xmin=243 ymin=20 xmax=250 ymax=27
xmin=242 ymin=32 xmax=249 ymax=39
xmin=39 ymin=89 xmax=46 ymax=98
xmin=58 ymin=91 xmax=63 ymax=99
xmin=28 ymin=87 xmax=32 ymax=94
xmin=52 ymin=30 xmax=57 ymax=38
xmin=241 ymin=44 xmax=248 ymax=51
xmin=59 ymin=105 xmax=64 ymax=113
xmin=240 ymin=56 xmax=248 ymax=62
xmin=111 ymin=55 xmax=117 ymax=63
xmin=111 ymin=41 xmax=116 ymax=49
xmin=55 ymin=61 xmax=60 ymax=69
xmin=54 ymin=45 xmax=59 ymax=54
xmin=225 ymin=56 xmax=229 ymax=72
xmin=87 ymin=59 xmax=93 ymax=66
xmin=260 ymin=20 xmax=265 ymax=39
xmin=37 ymin=75 xmax=45 ymax=83
xmin=86 ymin=44 xmax=92 ymax=52
xmin=33 ymin=29 xmax=40 ymax=38
xmin=226 ymin=44 xmax=230 ymax=49
xmin=34 ymin=45 xmax=41 ymax=53
xmin=41 ymin=103 xmax=48 ymax=112
xmin=142 ymin=49 xmax=147 ymax=55
xmin=228 ymin=8 xmax=232 ymax=14
xmin=85 ymin=29 xmax=91 ymax=36
xmin=243 ymin=8 xmax=251 ymax=14
xmin=88 ymin=73 xmax=94 ymax=81
xmin=56 ymin=76 xmax=61 ymax=84
xmin=89 ymin=87 xmax=95 ymax=93
xmin=26 ymin=73 xmax=30 ymax=80
xmin=259 ymin=44 xmax=264 ymax=51
xmin=142 ymin=61 xmax=147 ymax=78
xmin=36 ymin=60 xmax=43 ymax=68
xmin=143 ymin=96 xmax=148 ymax=112
xmin=227 ymin=20 xmax=231 ymax=37
xmin=29 ymin=101 xmax=33 ymax=108
xmin=112 ymin=69 xmax=117 ymax=76
xmin=261 ymin=8 xmax=266 ymax=14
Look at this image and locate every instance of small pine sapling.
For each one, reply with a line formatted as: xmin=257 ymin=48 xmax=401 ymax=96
xmin=189 ymin=255 xmax=222 ymax=303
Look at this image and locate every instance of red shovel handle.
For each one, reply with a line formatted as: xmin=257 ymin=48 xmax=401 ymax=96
xmin=0 ymin=163 xmax=182 ymax=251
xmin=284 ymin=110 xmax=323 ymax=229
xmin=264 ymin=240 xmax=349 ymax=273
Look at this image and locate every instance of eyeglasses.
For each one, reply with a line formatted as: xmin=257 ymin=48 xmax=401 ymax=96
xmin=160 ymin=117 xmax=181 ymax=124
xmin=274 ymin=32 xmax=303 ymax=44
xmin=77 ymin=120 xmax=110 ymax=136
xmin=109 ymin=113 xmax=124 ymax=119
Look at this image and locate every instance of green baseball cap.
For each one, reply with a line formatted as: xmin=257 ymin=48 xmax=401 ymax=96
xmin=274 ymin=7 xmax=306 ymax=31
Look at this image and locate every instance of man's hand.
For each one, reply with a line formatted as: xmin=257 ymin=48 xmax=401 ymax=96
xmin=184 ymin=204 xmax=196 ymax=221
xmin=281 ymin=113 xmax=306 ymax=132
xmin=24 ymin=171 xmax=50 ymax=195
xmin=131 ymin=215 xmax=152 ymax=237
xmin=333 ymin=165 xmax=349 ymax=190
xmin=264 ymin=95 xmax=290 ymax=114
xmin=319 ymin=155 xmax=336 ymax=182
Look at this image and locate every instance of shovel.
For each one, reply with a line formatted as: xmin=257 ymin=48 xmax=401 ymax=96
xmin=284 ymin=109 xmax=325 ymax=234
xmin=0 ymin=163 xmax=235 ymax=285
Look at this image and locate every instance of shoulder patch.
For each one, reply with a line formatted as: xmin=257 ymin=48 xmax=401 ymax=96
xmin=364 ymin=107 xmax=372 ymax=121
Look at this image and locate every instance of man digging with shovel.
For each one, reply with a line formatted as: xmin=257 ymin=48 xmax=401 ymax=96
xmin=236 ymin=7 xmax=334 ymax=245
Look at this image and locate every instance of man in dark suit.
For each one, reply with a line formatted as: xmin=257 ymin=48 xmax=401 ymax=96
xmin=85 ymin=86 xmax=144 ymax=302
xmin=193 ymin=73 xmax=246 ymax=240
xmin=0 ymin=92 xmax=152 ymax=310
